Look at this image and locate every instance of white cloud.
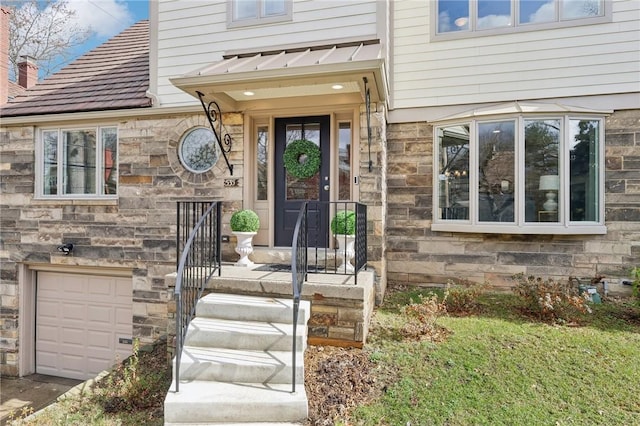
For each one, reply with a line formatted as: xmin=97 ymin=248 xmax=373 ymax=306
xmin=527 ymin=2 xmax=555 ymax=24
xmin=477 ymin=14 xmax=511 ymax=30
xmin=67 ymin=0 xmax=135 ymax=39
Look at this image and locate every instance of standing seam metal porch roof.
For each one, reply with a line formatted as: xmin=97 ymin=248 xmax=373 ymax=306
xmin=170 ymin=40 xmax=387 ymax=109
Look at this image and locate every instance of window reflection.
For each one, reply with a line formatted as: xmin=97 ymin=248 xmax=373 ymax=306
xmin=561 ymin=0 xmax=601 ymax=20
xmin=437 ymin=0 xmax=470 ymax=33
xmin=63 ymin=130 xmax=96 ymax=195
xmin=256 ymin=126 xmax=268 ymax=201
xmin=520 ymin=0 xmax=555 ymax=24
xmin=43 ymin=131 xmax=58 ymax=195
xmin=264 ymin=0 xmax=286 ymax=16
xmin=437 ymin=0 xmax=603 ymax=34
xmin=438 ymin=125 xmax=470 ymax=220
xmin=338 ymin=122 xmax=351 ymax=200
xmin=569 ymin=119 xmax=599 ymax=221
xmin=477 ymin=0 xmax=512 ymax=30
xmin=478 ymin=121 xmax=515 ymax=222
xmin=524 ymin=119 xmax=560 ymax=223
xmin=102 ymin=128 xmax=117 ymax=195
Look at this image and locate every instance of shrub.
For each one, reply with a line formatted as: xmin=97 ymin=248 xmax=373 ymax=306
xmin=230 ymin=209 xmax=260 ymax=232
xmin=399 ymin=293 xmax=448 ymax=340
xmin=330 ymin=210 xmax=356 ymax=235
xmin=512 ymin=273 xmax=592 ymax=323
xmin=444 ymin=280 xmax=488 ymax=315
xmin=631 ymin=267 xmax=640 ymax=305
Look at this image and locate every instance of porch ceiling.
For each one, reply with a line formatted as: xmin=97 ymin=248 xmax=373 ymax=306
xmin=170 ymin=40 xmax=387 ymax=111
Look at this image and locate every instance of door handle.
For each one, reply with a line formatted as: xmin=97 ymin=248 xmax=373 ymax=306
xmin=323 ymin=185 xmax=330 ymax=191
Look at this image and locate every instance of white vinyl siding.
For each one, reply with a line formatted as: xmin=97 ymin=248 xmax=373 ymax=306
xmin=156 ymin=0 xmax=379 ymax=107
xmin=392 ymin=0 xmax=640 ymax=109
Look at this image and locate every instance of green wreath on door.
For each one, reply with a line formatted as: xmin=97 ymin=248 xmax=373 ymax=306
xmin=283 ymin=139 xmax=321 ymax=179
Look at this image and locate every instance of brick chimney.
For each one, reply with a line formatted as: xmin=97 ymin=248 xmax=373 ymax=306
xmin=18 ymin=55 xmax=38 ymax=89
xmin=0 ymin=7 xmax=10 ymax=105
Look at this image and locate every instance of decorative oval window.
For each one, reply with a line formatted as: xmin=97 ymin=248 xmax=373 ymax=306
xmin=178 ymin=127 xmax=219 ymax=173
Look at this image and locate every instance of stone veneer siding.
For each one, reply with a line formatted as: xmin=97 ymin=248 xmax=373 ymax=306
xmin=385 ymin=109 xmax=640 ymax=288
xmin=0 ymin=112 xmax=244 ymax=376
xmin=0 ymin=103 xmax=387 ymax=375
xmin=358 ymin=103 xmax=387 ymax=302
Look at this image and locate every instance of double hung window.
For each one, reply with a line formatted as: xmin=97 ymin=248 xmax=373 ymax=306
xmin=38 ymin=126 xmax=118 ymax=198
xmin=434 ymin=115 xmax=605 ymax=234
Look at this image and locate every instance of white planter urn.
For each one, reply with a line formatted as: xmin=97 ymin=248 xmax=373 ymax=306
xmin=233 ymin=231 xmax=256 ymax=267
xmin=334 ymin=234 xmax=356 ymax=273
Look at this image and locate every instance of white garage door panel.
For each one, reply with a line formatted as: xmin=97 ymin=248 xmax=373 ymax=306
xmin=36 ymin=272 xmax=133 ymax=380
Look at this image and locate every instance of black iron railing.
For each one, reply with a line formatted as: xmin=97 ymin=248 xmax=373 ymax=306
xmin=304 ymin=201 xmax=368 ymax=283
xmin=290 ymin=202 xmax=308 ymax=393
xmin=289 ymin=201 xmax=366 ymax=392
xmin=174 ymin=201 xmax=222 ymax=392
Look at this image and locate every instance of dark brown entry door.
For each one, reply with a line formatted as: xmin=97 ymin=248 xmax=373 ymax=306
xmin=274 ymin=116 xmax=330 ymax=247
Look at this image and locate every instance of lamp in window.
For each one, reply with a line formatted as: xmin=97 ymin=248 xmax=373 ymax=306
xmin=539 ymin=175 xmax=559 ymax=212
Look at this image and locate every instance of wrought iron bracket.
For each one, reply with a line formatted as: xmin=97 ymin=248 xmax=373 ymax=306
xmin=363 ymin=77 xmax=372 ymax=172
xmin=196 ymin=91 xmax=234 ymax=175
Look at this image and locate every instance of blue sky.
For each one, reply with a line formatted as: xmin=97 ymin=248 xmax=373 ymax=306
xmin=70 ymin=0 xmax=150 ymax=59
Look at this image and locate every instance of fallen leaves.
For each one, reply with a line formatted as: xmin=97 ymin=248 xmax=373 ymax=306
xmin=304 ymin=345 xmax=380 ymax=425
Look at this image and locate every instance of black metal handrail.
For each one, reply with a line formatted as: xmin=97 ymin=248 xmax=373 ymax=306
xmin=305 ymin=201 xmax=368 ymax=283
xmin=290 ymin=202 xmax=307 ymax=393
xmin=174 ymin=201 xmax=221 ymax=393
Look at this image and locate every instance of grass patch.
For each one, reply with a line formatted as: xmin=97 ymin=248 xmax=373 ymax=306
xmin=353 ymin=289 xmax=640 ymax=425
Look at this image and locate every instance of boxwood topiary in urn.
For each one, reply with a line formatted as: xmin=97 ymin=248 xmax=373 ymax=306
xmin=230 ymin=209 xmax=260 ymax=233
xmin=330 ymin=210 xmax=356 ymax=236
xmin=230 ymin=209 xmax=260 ymax=266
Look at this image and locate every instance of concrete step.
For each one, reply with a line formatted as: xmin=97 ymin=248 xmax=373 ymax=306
xmin=184 ymin=317 xmax=306 ymax=351
xmin=197 ymin=293 xmax=310 ymax=325
xmin=175 ymin=346 xmax=305 ymax=384
xmin=164 ymin=381 xmax=308 ymax=424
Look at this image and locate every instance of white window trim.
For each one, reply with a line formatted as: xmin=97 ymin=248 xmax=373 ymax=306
xmin=227 ymin=0 xmax=292 ymax=29
xmin=431 ymin=0 xmax=612 ymax=41
xmin=35 ymin=126 xmax=118 ymax=200
xmin=432 ymin=114 xmax=607 ymax=235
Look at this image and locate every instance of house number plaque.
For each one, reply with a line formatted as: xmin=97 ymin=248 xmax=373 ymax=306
xmin=224 ymin=179 xmax=238 ymax=187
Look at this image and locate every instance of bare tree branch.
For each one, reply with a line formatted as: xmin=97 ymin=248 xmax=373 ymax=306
xmin=6 ymin=0 xmax=91 ymax=79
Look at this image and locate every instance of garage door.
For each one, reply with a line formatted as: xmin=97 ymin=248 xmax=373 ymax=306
xmin=36 ymin=272 xmax=133 ymax=380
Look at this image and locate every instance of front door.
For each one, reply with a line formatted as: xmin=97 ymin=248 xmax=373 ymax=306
xmin=274 ymin=116 xmax=330 ymax=247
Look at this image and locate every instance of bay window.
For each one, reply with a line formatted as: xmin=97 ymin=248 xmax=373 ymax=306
xmin=38 ymin=127 xmax=117 ymax=198
xmin=434 ymin=115 xmax=605 ymax=234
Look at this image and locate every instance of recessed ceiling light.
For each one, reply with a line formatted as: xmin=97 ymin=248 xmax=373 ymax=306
xmin=331 ymin=84 xmax=344 ymax=90
xmin=243 ymin=91 xmax=255 ymax=96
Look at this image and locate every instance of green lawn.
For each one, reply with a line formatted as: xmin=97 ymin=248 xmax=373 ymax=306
xmin=11 ymin=289 xmax=640 ymax=426
xmin=351 ymin=291 xmax=640 ymax=426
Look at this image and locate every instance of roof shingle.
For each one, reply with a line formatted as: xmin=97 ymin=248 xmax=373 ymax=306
xmin=0 ymin=20 xmax=151 ymax=118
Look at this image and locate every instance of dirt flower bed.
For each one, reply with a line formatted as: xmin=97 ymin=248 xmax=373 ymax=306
xmin=304 ymin=345 xmax=380 ymax=425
